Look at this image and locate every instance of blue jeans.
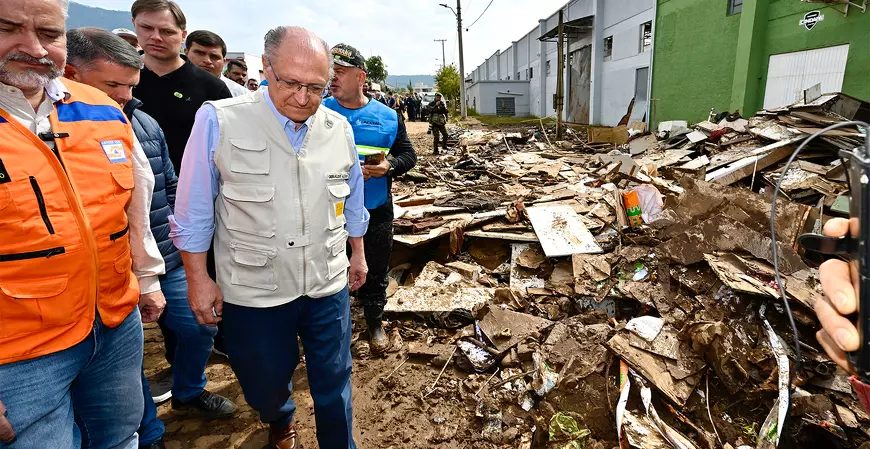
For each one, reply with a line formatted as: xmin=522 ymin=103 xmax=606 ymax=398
xmin=0 ymin=308 xmax=144 ymax=449
xmin=222 ymin=287 xmax=355 ymax=449
xmin=139 ymin=265 xmax=216 ymax=444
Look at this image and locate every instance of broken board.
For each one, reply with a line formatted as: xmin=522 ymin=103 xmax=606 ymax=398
xmin=526 ymin=206 xmax=603 ymax=257
xmin=384 ymin=287 xmax=494 ymax=313
xmin=606 ymin=333 xmax=704 ymax=406
xmin=478 ymin=306 xmax=554 ymax=354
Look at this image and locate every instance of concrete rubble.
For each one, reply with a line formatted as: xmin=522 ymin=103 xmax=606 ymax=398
xmin=358 ymin=93 xmax=870 ymax=448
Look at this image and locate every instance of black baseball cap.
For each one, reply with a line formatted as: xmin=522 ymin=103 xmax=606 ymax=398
xmin=331 ymin=44 xmax=366 ymax=71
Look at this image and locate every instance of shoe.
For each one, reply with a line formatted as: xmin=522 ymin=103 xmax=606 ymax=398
xmin=139 ymin=439 xmax=166 ymax=449
xmin=149 ymin=370 xmax=173 ymax=404
xmin=367 ymin=318 xmax=391 ymax=355
xmin=171 ymin=390 xmax=237 ymax=418
xmin=269 ymin=423 xmax=299 ymax=449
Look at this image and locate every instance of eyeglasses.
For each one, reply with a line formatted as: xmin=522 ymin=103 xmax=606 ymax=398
xmin=267 ymin=58 xmax=327 ymax=97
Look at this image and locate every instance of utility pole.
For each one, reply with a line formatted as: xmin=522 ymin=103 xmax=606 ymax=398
xmin=457 ymin=0 xmax=467 ymax=119
xmin=440 ymin=2 xmax=468 ymax=118
xmin=434 ymin=39 xmax=447 ymax=69
xmin=555 ymin=9 xmax=565 ymax=138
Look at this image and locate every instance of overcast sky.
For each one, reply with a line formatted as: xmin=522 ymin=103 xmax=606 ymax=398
xmin=78 ymin=0 xmax=568 ymax=76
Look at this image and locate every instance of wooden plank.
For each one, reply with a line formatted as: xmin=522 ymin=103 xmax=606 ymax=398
xmin=465 ymin=229 xmax=539 ymax=242
xmin=526 ymin=205 xmax=603 ymax=257
xmin=705 ymin=138 xmax=803 ymax=185
xmin=797 ymin=160 xmax=830 ymax=175
xmin=384 ymin=287 xmax=494 ymax=313
xmin=393 ymin=214 xmax=474 ymax=247
xmin=678 ymin=155 xmax=709 ymax=170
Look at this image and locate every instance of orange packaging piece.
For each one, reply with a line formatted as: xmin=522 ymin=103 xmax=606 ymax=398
xmin=622 ymin=190 xmax=643 ymax=228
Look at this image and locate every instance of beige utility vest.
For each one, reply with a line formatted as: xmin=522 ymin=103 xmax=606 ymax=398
xmin=210 ymin=91 xmax=357 ymax=308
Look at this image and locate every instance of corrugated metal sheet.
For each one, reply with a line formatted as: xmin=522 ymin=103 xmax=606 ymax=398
xmin=763 ymin=44 xmax=850 ymax=109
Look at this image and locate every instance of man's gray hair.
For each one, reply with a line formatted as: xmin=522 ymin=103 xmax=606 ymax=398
xmin=58 ymin=0 xmax=69 ymax=17
xmin=263 ymin=26 xmax=334 ymax=80
xmin=67 ymin=27 xmax=144 ymax=71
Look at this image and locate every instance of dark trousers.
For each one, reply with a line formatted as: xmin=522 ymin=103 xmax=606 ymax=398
xmin=222 ymin=288 xmax=355 ymax=449
xmin=432 ymin=124 xmax=448 ymax=151
xmin=351 ymin=203 xmax=393 ymax=323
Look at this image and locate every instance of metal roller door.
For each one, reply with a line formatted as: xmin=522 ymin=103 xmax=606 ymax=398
xmin=763 ymin=44 xmax=849 ymax=109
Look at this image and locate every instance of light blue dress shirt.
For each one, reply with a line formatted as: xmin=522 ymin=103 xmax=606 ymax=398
xmin=169 ymin=89 xmax=370 ymax=253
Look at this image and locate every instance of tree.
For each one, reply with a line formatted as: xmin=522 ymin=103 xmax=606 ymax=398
xmin=407 ymin=80 xmax=414 ymax=94
xmin=365 ymin=56 xmax=388 ymax=85
xmin=434 ymin=64 xmax=461 ymax=105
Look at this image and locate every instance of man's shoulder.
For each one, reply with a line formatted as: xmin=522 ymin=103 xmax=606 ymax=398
xmin=318 ymin=104 xmax=352 ymax=126
xmin=131 ymin=108 xmax=163 ymax=134
xmin=210 ymin=90 xmax=257 ymax=109
xmin=187 ymin=65 xmax=231 ymax=97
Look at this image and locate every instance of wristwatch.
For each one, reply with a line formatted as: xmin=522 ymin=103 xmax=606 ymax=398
xmin=387 ymin=165 xmax=395 ymax=177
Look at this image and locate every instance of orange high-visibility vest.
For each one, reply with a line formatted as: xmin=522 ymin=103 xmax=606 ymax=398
xmin=0 ymin=79 xmax=139 ymax=364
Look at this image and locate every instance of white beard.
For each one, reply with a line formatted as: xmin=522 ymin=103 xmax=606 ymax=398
xmin=0 ymin=57 xmax=63 ymax=92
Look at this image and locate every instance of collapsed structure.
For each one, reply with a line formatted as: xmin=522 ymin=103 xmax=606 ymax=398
xmin=368 ymin=92 xmax=870 ymax=448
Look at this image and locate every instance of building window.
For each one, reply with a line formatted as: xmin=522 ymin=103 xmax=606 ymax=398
xmin=517 ymin=71 xmax=520 ymax=80
xmin=506 ymin=75 xmax=510 ymax=80
xmin=729 ymin=0 xmax=743 ymax=15
xmin=604 ymin=36 xmax=613 ymax=61
xmin=546 ymin=60 xmax=551 ymax=76
xmin=530 ymin=66 xmax=534 ymax=79
xmin=640 ymin=22 xmax=652 ymax=52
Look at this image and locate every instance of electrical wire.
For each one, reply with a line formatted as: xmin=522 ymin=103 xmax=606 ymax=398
xmin=466 ymin=0 xmax=495 ymax=31
xmin=770 ymin=119 xmax=869 ymax=423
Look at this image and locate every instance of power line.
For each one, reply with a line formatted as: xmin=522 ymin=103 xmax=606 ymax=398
xmin=466 ymin=0 xmax=494 ymax=31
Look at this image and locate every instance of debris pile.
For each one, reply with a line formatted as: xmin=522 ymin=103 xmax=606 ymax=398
xmin=369 ymin=93 xmax=870 ymax=448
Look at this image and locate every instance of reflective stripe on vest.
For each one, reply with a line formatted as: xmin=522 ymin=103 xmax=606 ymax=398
xmin=322 ymin=97 xmax=398 ymax=210
xmin=0 ymin=79 xmax=138 ymax=365
xmin=357 ymin=145 xmax=391 ymax=156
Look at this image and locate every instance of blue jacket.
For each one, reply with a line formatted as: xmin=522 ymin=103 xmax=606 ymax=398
xmin=323 ymin=97 xmax=400 ymax=210
xmin=124 ymin=98 xmax=181 ymax=273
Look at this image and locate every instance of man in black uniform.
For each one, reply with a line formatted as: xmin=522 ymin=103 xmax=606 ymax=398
xmin=131 ymin=0 xmax=231 ymax=170
xmin=323 ymin=44 xmax=417 ymax=354
xmin=429 ymin=92 xmax=449 ymax=155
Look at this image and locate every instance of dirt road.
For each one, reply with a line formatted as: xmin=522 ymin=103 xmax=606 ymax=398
xmin=154 ymin=118 xmax=491 ymax=449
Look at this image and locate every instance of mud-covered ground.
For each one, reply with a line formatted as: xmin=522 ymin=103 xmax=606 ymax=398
xmin=154 ymin=118 xmax=491 ymax=449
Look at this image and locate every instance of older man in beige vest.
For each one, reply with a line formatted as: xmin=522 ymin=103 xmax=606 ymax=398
xmin=169 ymin=26 xmax=369 ymax=449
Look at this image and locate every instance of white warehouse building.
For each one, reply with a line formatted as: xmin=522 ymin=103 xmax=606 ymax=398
xmin=465 ymin=0 xmax=655 ymax=126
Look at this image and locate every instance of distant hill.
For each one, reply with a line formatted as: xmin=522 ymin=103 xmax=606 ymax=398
xmin=67 ymin=2 xmax=130 ymax=31
xmin=385 ymin=75 xmax=436 ymax=90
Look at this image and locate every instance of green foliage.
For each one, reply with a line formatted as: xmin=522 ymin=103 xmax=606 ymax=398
xmin=407 ymin=80 xmax=414 ymax=93
xmin=365 ymin=56 xmax=388 ymax=85
xmin=434 ymin=64 xmax=461 ymax=103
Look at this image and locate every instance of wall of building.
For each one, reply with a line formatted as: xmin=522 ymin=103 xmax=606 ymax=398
xmin=651 ymin=0 xmax=870 ymax=128
xmin=650 ymin=0 xmax=742 ymax=127
xmin=487 ymin=51 xmax=500 ymax=80
xmin=465 ymin=0 xmax=654 ymax=124
xmin=468 ymin=81 xmax=531 ymax=116
xmin=499 ymin=48 xmax=510 ymax=80
xmin=599 ymin=6 xmax=655 ymax=125
xmin=758 ymin=1 xmax=870 ymax=112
